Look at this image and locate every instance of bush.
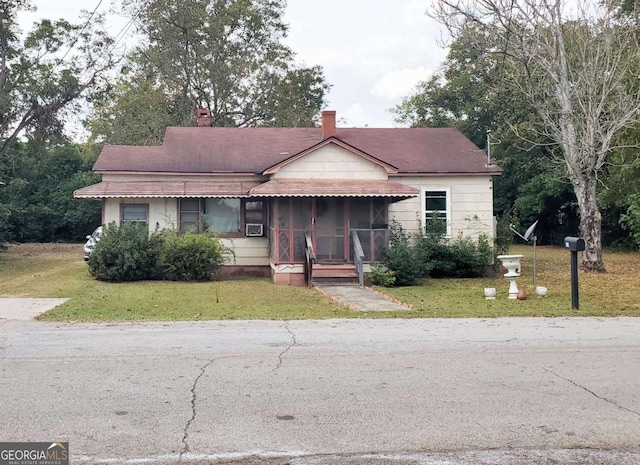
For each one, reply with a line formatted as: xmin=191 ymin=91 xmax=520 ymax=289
xmin=621 ymin=194 xmax=640 ymax=250
xmin=413 ymin=216 xmax=451 ymax=278
xmin=157 ymin=230 xmax=230 ymax=281
xmin=383 ymin=217 xmax=495 ymax=285
xmin=383 ymin=220 xmax=420 ymax=286
xmin=368 ymin=262 xmax=396 ymax=287
xmin=445 ymin=233 xmax=494 ymax=278
xmin=88 ymin=222 xmax=160 ymax=282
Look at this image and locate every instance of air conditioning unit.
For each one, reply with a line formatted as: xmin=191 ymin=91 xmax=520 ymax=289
xmin=245 ymin=223 xmax=264 ymax=237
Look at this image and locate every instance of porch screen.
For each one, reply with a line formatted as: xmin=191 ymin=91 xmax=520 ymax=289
xmin=272 ymin=198 xmax=311 ymax=263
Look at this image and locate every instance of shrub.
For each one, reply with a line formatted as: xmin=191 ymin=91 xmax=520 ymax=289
xmin=368 ymin=262 xmax=396 ymax=287
xmin=445 ymin=233 xmax=494 ymax=278
xmin=621 ymin=194 xmax=640 ymax=250
xmin=384 ymin=215 xmax=495 ymax=284
xmin=413 ymin=215 xmax=450 ymax=278
xmin=383 ymin=220 xmax=420 ymax=286
xmin=157 ymin=230 xmax=230 ymax=281
xmin=88 ymin=222 xmax=160 ymax=282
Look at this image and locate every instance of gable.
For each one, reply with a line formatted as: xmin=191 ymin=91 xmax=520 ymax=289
xmin=268 ymin=141 xmax=390 ymax=181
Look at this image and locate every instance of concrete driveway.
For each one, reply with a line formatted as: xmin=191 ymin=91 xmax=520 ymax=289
xmin=0 ymin=298 xmax=68 ymax=320
xmin=1 ymin=317 xmax=639 ymax=464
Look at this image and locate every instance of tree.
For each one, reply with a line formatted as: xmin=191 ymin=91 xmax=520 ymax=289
xmin=432 ymin=0 xmax=640 ymax=271
xmin=395 ymin=23 xmax=579 ymax=244
xmin=0 ymin=0 xmax=116 ymax=159
xmin=0 ymin=141 xmax=101 ymax=242
xmin=90 ymin=0 xmax=330 ymax=143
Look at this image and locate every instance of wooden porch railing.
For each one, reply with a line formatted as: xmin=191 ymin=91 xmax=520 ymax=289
xmin=304 ymin=231 xmax=316 ymax=288
xmin=350 ymin=230 xmax=365 ymax=287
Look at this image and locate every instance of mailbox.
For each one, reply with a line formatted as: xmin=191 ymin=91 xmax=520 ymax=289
xmin=564 ymin=236 xmax=585 ymax=252
xmin=563 ymin=236 xmax=585 ymax=309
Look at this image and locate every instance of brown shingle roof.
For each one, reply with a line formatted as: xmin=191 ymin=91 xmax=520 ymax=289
xmin=93 ymin=127 xmax=502 ymax=176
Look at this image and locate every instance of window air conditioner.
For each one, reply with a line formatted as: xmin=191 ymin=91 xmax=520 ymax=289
xmin=245 ymin=223 xmax=264 ymax=237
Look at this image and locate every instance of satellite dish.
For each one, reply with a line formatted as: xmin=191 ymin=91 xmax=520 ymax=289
xmin=523 ymin=220 xmax=539 ymax=241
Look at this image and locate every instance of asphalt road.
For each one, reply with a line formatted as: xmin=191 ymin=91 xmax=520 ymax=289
xmin=1 ymin=317 xmax=639 ymax=464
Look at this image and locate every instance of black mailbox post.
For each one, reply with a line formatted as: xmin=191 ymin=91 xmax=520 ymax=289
xmin=564 ymin=236 xmax=585 ymax=309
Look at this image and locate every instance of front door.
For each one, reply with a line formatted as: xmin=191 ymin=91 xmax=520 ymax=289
xmin=313 ymin=198 xmax=345 ymax=262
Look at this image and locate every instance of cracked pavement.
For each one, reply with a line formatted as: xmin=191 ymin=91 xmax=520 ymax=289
xmin=271 ymin=324 xmax=297 ymax=373
xmin=181 ymin=358 xmax=217 ymax=456
xmin=0 ymin=317 xmax=639 ymax=464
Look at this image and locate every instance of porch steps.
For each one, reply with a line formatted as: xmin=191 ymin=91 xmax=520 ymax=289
xmin=311 ymin=263 xmax=359 ymax=285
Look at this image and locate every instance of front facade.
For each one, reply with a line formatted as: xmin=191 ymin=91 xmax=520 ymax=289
xmin=75 ymin=111 xmax=501 ymax=285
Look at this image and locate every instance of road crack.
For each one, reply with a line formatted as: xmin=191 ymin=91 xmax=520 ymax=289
xmin=180 ymin=358 xmax=216 ymax=458
xmin=544 ymin=367 xmax=640 ymax=417
xmin=271 ymin=323 xmax=297 ymax=373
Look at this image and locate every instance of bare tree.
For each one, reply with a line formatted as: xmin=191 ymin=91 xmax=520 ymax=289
xmin=432 ymin=0 xmax=640 ymax=271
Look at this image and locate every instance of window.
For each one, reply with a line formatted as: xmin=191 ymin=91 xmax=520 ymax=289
xmin=179 ymin=199 xmax=200 ymax=233
xmin=121 ymin=204 xmax=148 ymax=225
xmin=244 ymin=200 xmax=265 ymax=236
xmin=421 ymin=188 xmax=451 ymax=236
xmin=178 ymin=198 xmax=264 ymax=236
xmin=205 ymin=199 xmax=240 ymax=233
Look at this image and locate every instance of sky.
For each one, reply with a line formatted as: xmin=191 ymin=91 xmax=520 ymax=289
xmin=20 ymin=0 xmax=448 ymax=129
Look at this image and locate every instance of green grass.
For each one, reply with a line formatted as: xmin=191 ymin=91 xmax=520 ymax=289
xmin=1 ymin=243 xmax=638 ymax=321
xmin=376 ymin=245 xmax=640 ymax=318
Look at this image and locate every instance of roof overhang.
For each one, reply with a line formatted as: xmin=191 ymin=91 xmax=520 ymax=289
xmin=248 ymin=179 xmax=419 ymax=200
xmin=73 ymin=181 xmax=261 ymax=199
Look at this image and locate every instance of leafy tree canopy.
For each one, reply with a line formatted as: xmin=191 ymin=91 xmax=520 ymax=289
xmin=0 ymin=0 xmax=116 ymax=158
xmin=89 ymin=0 xmax=330 ymax=144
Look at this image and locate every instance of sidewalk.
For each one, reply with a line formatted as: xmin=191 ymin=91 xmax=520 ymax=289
xmin=314 ymin=285 xmax=412 ymax=311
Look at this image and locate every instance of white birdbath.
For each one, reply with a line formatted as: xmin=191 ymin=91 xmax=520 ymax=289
xmin=497 ymin=254 xmax=524 ymax=299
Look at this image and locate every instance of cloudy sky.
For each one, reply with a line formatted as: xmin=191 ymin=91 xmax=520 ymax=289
xmin=21 ymin=0 xmax=448 ymax=128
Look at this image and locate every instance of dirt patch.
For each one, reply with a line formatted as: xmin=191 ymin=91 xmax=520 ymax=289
xmin=4 ymin=242 xmax=82 ymax=260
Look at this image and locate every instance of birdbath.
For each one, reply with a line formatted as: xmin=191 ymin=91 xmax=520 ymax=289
xmin=496 ymin=254 xmax=525 ymax=299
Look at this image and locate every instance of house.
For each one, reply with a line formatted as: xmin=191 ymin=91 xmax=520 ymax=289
xmin=74 ymin=110 xmax=502 ymax=285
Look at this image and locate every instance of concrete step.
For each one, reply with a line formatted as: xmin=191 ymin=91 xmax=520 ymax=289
xmin=312 ymin=263 xmax=357 ymax=278
xmin=312 ymin=263 xmax=358 ymax=285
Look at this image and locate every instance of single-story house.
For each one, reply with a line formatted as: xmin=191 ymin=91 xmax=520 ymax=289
xmin=75 ymin=110 xmax=502 ymax=285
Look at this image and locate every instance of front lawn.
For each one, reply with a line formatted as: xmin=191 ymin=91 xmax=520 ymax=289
xmin=377 ymin=245 xmax=640 ymax=318
xmin=0 ymin=243 xmax=638 ymax=321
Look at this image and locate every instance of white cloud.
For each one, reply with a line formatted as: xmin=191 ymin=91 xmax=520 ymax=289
xmin=371 ymin=67 xmax=433 ymax=100
xmin=284 ymin=0 xmax=448 ymax=127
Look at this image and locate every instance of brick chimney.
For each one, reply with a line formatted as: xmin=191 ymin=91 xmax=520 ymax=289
xmin=321 ymin=110 xmax=336 ymax=139
xmin=196 ymin=108 xmax=212 ymax=127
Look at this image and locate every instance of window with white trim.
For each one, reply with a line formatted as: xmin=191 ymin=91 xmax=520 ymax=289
xmin=421 ymin=188 xmax=451 ymax=236
xmin=121 ymin=204 xmax=148 ymax=225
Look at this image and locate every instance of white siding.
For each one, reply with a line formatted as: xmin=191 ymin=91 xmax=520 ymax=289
xmin=221 ymin=237 xmax=269 ymax=266
xmin=389 ymin=176 xmax=495 ymax=239
xmin=273 ymin=144 xmax=388 ymax=180
xmin=103 ymin=198 xmax=178 ymax=230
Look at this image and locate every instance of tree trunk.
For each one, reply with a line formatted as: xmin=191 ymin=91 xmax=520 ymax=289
xmin=573 ymin=175 xmax=606 ymax=272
